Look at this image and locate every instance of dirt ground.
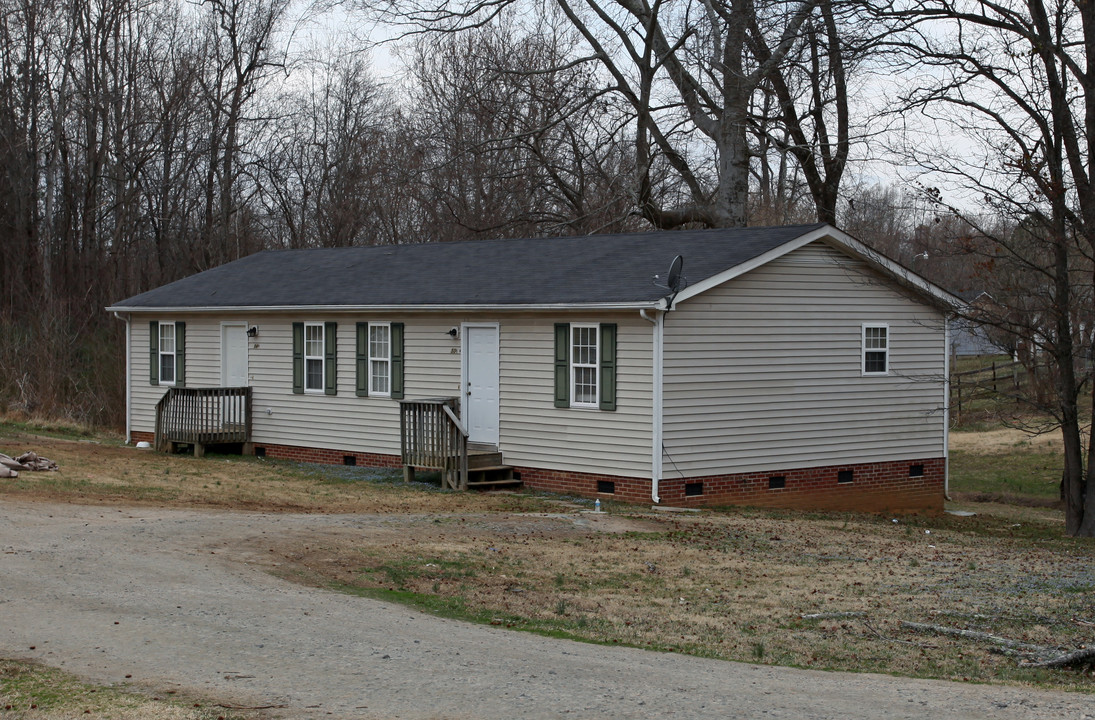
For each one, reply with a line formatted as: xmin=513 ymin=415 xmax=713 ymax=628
xmin=1 ymin=426 xmax=1094 ymax=715
xmin=2 ymin=500 xmax=1093 ymax=720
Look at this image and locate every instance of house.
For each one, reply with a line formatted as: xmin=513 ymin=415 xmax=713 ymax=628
xmin=107 ymin=224 xmax=961 ymax=513
xmin=949 ymin=291 xmax=1007 ymax=357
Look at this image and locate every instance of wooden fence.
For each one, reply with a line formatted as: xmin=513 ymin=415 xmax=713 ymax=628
xmin=951 ymin=360 xmax=1027 ymax=421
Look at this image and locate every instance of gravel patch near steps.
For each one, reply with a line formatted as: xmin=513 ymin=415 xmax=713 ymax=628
xmin=0 ymin=500 xmax=1091 ymax=720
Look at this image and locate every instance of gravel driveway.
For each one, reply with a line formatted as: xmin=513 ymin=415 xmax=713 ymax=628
xmin=0 ymin=500 xmax=1090 ymax=719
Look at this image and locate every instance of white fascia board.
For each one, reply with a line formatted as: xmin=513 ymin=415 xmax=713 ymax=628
xmin=104 ymin=301 xmax=661 ymax=314
xmin=669 ymin=224 xmax=964 ymax=311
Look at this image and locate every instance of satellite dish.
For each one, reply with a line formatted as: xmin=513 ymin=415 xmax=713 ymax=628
xmin=667 ymin=255 xmax=683 ymax=293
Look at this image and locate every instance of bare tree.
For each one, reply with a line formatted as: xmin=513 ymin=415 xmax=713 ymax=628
xmin=255 ymin=52 xmax=394 ymax=247
xmin=366 ymin=0 xmax=873 ymax=228
xmin=196 ymin=0 xmax=289 ymax=268
xmin=401 ymin=13 xmax=639 ymax=240
xmin=888 ymin=0 xmax=1095 ymax=536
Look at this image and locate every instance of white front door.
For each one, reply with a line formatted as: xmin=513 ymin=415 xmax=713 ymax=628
xmin=221 ymin=324 xmax=248 ymax=428
xmin=222 ymin=324 xmax=248 ymax=387
xmin=464 ymin=325 xmax=500 ymax=446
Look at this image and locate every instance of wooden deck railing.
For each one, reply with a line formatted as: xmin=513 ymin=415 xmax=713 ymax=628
xmin=398 ymin=397 xmax=468 ymax=490
xmin=154 ymin=386 xmax=253 ymax=457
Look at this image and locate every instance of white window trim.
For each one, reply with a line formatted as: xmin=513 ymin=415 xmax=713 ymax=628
xmin=159 ymin=321 xmax=177 ymax=387
xmin=304 ymin=322 xmax=325 ymax=393
xmin=369 ymin=321 xmax=392 ymax=398
xmin=862 ymin=323 xmax=890 ymax=376
xmin=570 ymin=323 xmax=600 ymax=409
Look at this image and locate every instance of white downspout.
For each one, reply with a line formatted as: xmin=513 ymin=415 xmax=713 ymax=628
xmin=641 ymin=308 xmax=663 ymax=504
xmin=943 ymin=314 xmax=951 ymax=501
xmin=115 ymin=312 xmax=132 ymax=444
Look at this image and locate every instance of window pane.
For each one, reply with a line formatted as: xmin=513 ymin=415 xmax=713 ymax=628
xmin=305 ymin=325 xmax=323 ymax=358
xmin=572 ymin=327 xmax=597 ymax=365
xmin=160 ymin=325 xmax=174 ymax=353
xmin=306 ymin=358 xmax=323 ymax=390
xmin=574 ymin=366 xmax=597 ymax=404
xmin=160 ymin=355 xmax=174 ymax=383
xmin=865 ymin=351 xmax=887 ymax=373
xmin=370 ymin=326 xmax=389 ymax=358
xmin=371 ymin=360 xmax=389 ymax=394
xmin=865 ymin=327 xmax=887 ymax=349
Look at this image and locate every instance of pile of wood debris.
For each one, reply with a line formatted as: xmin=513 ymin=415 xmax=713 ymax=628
xmin=0 ymin=451 xmax=58 ymax=478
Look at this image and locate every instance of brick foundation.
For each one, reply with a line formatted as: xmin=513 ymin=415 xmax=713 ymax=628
xmin=251 ymin=442 xmax=403 ymax=469
xmin=131 ymin=430 xmax=943 ymax=514
xmin=515 ymin=458 xmax=945 ymax=514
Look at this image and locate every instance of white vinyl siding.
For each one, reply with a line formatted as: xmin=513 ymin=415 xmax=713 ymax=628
xmin=131 ymin=318 xmax=221 ymax=429
xmin=129 ymin=313 xmax=652 ymax=478
xmin=500 ymin=314 xmax=651 ymax=477
xmin=661 ymin=241 xmax=946 ymax=477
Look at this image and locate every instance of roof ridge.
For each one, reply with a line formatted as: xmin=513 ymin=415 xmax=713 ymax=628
xmin=252 ymin=223 xmax=830 ymax=254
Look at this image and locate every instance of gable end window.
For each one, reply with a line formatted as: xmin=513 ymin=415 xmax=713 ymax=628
xmin=553 ymin=322 xmax=617 ymax=411
xmin=293 ymin=322 xmax=337 ymax=395
xmin=149 ymin=321 xmax=185 ymax=387
xmin=862 ymin=324 xmax=889 ymax=375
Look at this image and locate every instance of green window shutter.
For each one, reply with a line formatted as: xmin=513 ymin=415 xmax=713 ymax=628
xmin=149 ymin=321 xmax=159 ymax=386
xmin=175 ymin=322 xmax=186 ymax=388
xmin=391 ymin=322 xmax=405 ymax=400
xmin=554 ymin=323 xmax=570 ymax=408
xmin=355 ymin=322 xmax=369 ymax=397
xmin=599 ymin=323 xmax=617 ymax=411
xmin=292 ymin=322 xmax=304 ymax=394
xmin=324 ymin=322 xmax=338 ymax=395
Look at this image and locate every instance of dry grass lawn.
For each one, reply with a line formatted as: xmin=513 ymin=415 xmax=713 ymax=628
xmin=949 ymin=427 xmax=1064 ymax=454
xmin=0 ymin=659 xmax=255 ymax=720
xmin=2 ymin=420 xmax=1094 ymax=694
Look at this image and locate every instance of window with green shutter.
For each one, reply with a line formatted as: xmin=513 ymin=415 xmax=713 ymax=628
xmin=599 ymin=323 xmax=616 ymax=411
xmin=355 ymin=323 xmax=369 ymax=397
xmin=553 ymin=322 xmax=616 ymax=411
xmin=356 ymin=322 xmax=404 ymax=398
xmin=292 ymin=322 xmax=305 ymax=394
xmin=294 ymin=322 xmax=337 ymax=394
xmin=149 ymin=321 xmax=185 ymax=387
xmin=324 ymin=322 xmax=337 ymax=395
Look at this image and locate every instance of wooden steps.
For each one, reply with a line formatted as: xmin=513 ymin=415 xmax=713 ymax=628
xmin=466 ymin=449 xmax=520 ymax=489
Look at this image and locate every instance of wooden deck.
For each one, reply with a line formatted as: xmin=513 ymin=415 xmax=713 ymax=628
xmin=154 ymin=387 xmax=253 ymax=457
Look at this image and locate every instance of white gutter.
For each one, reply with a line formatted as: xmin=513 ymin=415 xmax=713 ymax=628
xmin=943 ymin=314 xmax=952 ymax=501
xmin=104 ymin=301 xmax=662 ymax=314
xmin=641 ymin=308 xmax=664 ymax=504
xmin=114 ymin=312 xmax=132 ymax=444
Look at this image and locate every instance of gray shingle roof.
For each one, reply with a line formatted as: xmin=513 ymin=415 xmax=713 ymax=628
xmin=110 ymin=224 xmax=828 ymax=310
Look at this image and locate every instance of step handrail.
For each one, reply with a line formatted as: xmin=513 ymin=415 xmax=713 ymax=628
xmin=398 ymin=397 xmax=468 ymax=490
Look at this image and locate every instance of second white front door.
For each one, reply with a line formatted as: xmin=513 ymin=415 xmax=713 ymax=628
xmin=222 ymin=324 xmax=248 ymax=387
xmin=464 ymin=325 xmax=500 ymax=446
xmin=221 ymin=323 xmax=249 ymax=427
